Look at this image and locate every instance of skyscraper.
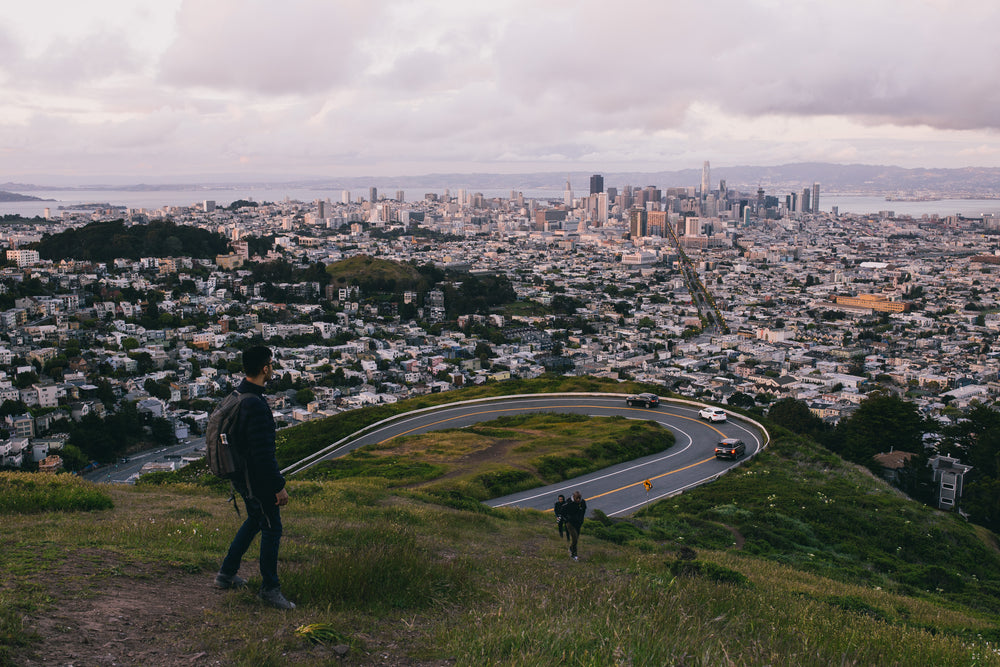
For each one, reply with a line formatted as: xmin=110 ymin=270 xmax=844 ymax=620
xmin=590 ymin=174 xmax=604 ymax=195
xmin=812 ymin=183 xmax=820 ymax=213
xmin=628 ymin=208 xmax=647 ymax=238
xmin=701 ymin=161 xmax=711 ymax=198
xmin=645 ymin=186 xmax=662 ymax=209
xmin=704 ymin=194 xmax=718 ymax=217
xmin=564 ymin=178 xmax=573 ymax=207
xmin=369 ymin=187 xmax=378 ymax=203
xmin=647 ymin=210 xmax=667 ymax=237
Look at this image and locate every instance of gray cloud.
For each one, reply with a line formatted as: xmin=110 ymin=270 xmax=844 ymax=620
xmin=24 ymin=33 xmax=146 ymax=89
xmin=157 ymin=0 xmax=380 ymax=95
xmin=485 ymin=1 xmax=1000 ymax=134
xmin=1 ymin=0 xmax=999 ymax=182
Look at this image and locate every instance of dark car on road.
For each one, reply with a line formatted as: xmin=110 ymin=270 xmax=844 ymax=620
xmin=626 ymin=393 xmax=660 ymax=408
xmin=715 ymin=438 xmax=746 ymax=460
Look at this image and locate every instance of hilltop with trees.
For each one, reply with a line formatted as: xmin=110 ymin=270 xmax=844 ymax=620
xmin=30 ymin=219 xmax=231 ymax=261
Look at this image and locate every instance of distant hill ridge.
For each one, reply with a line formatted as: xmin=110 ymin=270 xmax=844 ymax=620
xmin=0 ymin=190 xmax=52 ymax=202
xmin=5 ymin=163 xmax=1000 ymax=195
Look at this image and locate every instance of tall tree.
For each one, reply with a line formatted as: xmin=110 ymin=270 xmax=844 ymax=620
xmin=940 ymin=403 xmax=1000 ymax=476
xmin=963 ymin=478 xmax=1000 ymax=533
xmin=767 ymin=397 xmax=827 ymax=437
xmin=830 ymin=393 xmax=926 ymax=466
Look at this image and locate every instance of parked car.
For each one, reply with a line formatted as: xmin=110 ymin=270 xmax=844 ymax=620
xmin=626 ymin=393 xmax=660 ymax=408
xmin=699 ymin=406 xmax=727 ymax=422
xmin=715 ymin=438 xmax=746 ymax=460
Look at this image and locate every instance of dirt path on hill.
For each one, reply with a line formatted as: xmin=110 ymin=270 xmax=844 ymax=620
xmin=16 ymin=563 xmax=222 ymax=666
xmin=427 ymin=437 xmax=533 ymax=483
xmin=721 ymin=523 xmax=746 ymax=549
xmin=13 ymin=551 xmax=452 ymax=666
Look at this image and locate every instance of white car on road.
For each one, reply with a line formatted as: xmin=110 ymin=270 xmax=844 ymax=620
xmin=698 ymin=406 xmax=727 ymax=422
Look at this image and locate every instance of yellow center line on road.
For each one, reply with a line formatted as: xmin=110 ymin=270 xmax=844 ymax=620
xmin=582 ymin=455 xmax=719 ymax=502
xmin=543 ymin=455 xmax=719 ymax=511
xmin=372 ymin=403 xmax=730 ymax=511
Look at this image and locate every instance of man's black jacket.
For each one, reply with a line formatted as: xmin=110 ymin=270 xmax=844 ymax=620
xmin=234 ymin=378 xmax=285 ymax=497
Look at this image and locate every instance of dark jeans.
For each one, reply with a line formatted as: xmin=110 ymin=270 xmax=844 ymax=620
xmin=567 ymin=523 xmax=581 ymax=557
xmin=220 ymin=490 xmax=282 ymax=591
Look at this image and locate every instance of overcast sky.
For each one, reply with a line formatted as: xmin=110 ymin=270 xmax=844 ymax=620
xmin=1 ymin=0 xmax=998 ymax=185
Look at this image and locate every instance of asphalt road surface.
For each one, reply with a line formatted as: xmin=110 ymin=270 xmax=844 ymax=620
xmin=287 ymin=394 xmax=765 ymax=517
xmin=83 ymin=437 xmax=206 ymax=484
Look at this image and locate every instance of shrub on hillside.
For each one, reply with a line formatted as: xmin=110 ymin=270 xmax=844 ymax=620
xmin=668 ymin=559 xmax=750 ymax=587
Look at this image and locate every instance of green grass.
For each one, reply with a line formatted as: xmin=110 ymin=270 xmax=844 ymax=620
xmin=272 ymin=375 xmax=662 ymax=467
xmin=0 ymin=471 xmax=113 ymax=513
xmin=637 ymin=434 xmax=1000 ymax=614
xmin=297 ymin=412 xmax=674 ymax=501
xmin=5 ymin=387 xmax=1000 ymax=665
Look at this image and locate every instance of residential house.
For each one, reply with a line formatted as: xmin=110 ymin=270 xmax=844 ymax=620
xmin=928 ymin=454 xmax=973 ymax=511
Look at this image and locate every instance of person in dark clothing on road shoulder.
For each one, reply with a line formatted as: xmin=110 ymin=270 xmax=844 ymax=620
xmin=214 ymin=346 xmax=295 ymax=610
xmin=563 ymin=491 xmax=587 ymax=560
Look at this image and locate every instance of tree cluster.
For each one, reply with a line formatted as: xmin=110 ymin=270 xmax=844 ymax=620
xmin=441 ymin=274 xmax=516 ymax=318
xmin=32 ymin=219 xmax=231 ymax=261
xmin=58 ymin=402 xmax=177 ymax=469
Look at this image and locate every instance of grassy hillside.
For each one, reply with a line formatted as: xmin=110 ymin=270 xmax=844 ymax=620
xmin=638 ymin=433 xmax=1000 ymax=613
xmin=4 ymin=411 xmax=1000 ymax=664
xmin=299 ymin=413 xmax=676 ymax=501
xmin=325 ymin=255 xmax=426 ymax=291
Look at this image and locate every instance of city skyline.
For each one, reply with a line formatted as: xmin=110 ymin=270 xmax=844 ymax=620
xmin=1 ymin=1 xmax=999 ymax=185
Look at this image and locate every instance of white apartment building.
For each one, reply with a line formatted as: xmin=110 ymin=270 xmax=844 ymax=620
xmin=33 ymin=383 xmax=60 ymax=408
xmin=6 ymin=249 xmax=40 ymax=267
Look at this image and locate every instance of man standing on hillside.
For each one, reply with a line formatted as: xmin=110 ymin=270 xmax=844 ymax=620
xmin=214 ymin=345 xmax=295 ymax=610
xmin=563 ymin=491 xmax=587 ymax=561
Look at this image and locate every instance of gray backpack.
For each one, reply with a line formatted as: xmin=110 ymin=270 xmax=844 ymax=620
xmin=205 ymin=391 xmax=256 ymax=504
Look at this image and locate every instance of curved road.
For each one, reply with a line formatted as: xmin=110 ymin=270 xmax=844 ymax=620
xmin=287 ymin=394 xmax=765 ymax=517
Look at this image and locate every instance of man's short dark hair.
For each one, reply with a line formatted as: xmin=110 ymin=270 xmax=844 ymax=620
xmin=243 ymin=346 xmax=273 ymax=377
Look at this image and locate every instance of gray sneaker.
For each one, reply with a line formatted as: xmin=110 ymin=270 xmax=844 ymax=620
xmin=258 ymin=587 xmax=296 ymax=610
xmin=214 ymin=572 xmax=247 ymax=589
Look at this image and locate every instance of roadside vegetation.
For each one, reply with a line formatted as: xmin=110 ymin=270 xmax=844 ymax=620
xmin=3 ymin=384 xmax=1000 ymax=665
xmin=279 ymin=375 xmax=648 ymax=468
xmin=298 ymin=412 xmax=675 ymax=501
